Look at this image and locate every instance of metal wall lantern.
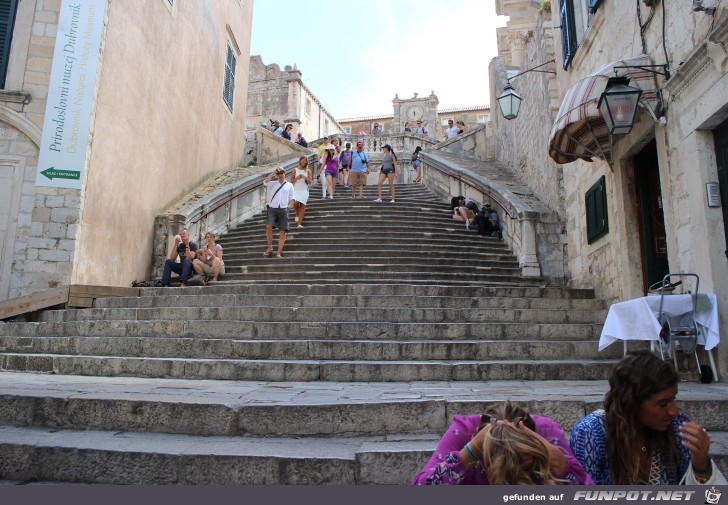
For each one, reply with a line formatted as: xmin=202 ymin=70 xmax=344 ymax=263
xmin=496 ymin=60 xmax=556 ymax=120
xmin=597 ymin=76 xmax=643 ymax=135
xmin=497 ymin=84 xmax=523 ymax=120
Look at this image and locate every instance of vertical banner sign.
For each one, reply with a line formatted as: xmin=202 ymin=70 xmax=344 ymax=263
xmin=36 ymin=0 xmax=107 ymax=189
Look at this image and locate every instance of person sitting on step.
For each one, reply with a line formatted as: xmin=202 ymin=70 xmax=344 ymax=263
xmin=192 ymin=231 xmax=225 ymax=284
xmin=570 ymin=350 xmax=726 ymax=485
xmin=451 ymin=195 xmax=478 ymax=230
xmin=412 ymin=400 xmax=592 ymax=485
xmin=160 ymin=227 xmax=198 ymax=287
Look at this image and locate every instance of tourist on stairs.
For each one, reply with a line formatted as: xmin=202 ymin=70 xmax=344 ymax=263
xmin=291 ymin=156 xmax=312 ymax=227
xmin=375 ymin=144 xmax=397 ymax=203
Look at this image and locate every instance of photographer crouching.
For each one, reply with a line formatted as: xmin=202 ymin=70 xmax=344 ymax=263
xmin=160 ymin=227 xmax=199 ymax=287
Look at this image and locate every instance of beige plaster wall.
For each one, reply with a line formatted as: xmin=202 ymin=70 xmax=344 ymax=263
xmin=72 ymin=0 xmax=254 ymax=285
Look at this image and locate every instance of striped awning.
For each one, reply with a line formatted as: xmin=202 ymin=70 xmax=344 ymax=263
xmin=548 ymin=55 xmax=661 ymax=165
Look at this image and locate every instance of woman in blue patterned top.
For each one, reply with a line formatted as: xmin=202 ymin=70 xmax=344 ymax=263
xmin=570 ymin=350 xmax=720 ymax=485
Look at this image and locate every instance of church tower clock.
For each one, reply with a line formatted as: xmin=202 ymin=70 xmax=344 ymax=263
xmin=392 ymin=92 xmax=439 ymax=134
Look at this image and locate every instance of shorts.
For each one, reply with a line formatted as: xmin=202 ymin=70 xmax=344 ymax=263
xmin=267 ymin=206 xmax=289 ymax=231
xmin=350 ymin=172 xmax=367 ymax=186
xmin=200 ymin=262 xmax=226 ymax=275
xmin=326 ymin=171 xmax=338 ymax=179
xmin=455 ymin=207 xmax=475 ymax=220
xmin=412 ymin=160 xmax=422 ymax=168
xmin=381 ymin=167 xmax=395 ymax=176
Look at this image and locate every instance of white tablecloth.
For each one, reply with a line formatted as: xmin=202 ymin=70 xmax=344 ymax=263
xmin=599 ymin=293 xmax=719 ymax=351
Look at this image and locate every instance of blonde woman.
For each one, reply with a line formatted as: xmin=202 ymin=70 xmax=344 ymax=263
xmin=192 ymin=232 xmax=225 ymax=283
xmin=291 ymin=156 xmax=312 ymax=227
xmin=412 ymin=401 xmax=592 ymax=485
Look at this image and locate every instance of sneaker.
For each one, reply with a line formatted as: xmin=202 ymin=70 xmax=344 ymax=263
xmin=374 ymin=198 xmax=382 ymax=203
xmin=465 ymin=220 xmax=470 ymax=230
xmin=328 ymin=196 xmax=334 ymax=200
xmin=390 ymin=199 xmax=395 ymax=203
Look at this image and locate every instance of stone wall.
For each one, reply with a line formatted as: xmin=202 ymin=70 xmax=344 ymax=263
xmin=246 ymin=56 xmax=342 ymax=146
xmin=490 ymin=14 xmax=564 ymax=219
xmin=434 ymin=124 xmax=495 ymax=161
xmin=1 ymin=0 xmax=254 ymax=300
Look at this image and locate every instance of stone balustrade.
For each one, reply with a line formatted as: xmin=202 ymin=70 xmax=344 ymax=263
xmin=151 ymin=154 xmax=317 ymax=278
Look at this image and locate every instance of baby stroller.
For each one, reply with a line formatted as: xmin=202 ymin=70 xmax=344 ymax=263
xmin=648 ymin=273 xmax=715 ymax=383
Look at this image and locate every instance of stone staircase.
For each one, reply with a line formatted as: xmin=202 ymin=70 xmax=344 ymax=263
xmin=1 ymin=183 xmax=726 ymax=484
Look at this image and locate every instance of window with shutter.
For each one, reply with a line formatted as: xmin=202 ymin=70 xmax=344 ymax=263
xmin=559 ymin=0 xmax=578 ymax=69
xmin=586 ymin=175 xmax=609 ymax=244
xmin=0 ymin=0 xmax=18 ymax=89
xmin=222 ymin=43 xmax=236 ymax=112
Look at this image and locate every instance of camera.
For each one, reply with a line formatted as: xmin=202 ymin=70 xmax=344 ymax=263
xmin=177 ymin=241 xmax=187 ymax=256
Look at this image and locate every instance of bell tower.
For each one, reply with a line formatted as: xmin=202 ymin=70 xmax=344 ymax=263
xmin=392 ymin=92 xmax=439 ymax=133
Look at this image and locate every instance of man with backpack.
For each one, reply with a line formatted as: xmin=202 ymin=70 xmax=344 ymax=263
xmin=476 ymin=203 xmax=502 ymax=239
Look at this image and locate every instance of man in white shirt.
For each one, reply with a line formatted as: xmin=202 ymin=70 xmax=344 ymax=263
xmin=444 ymin=119 xmax=459 ymax=140
xmin=263 ymin=167 xmax=296 ymax=258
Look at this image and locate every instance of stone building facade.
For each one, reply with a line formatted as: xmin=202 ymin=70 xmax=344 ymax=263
xmin=491 ymin=1 xmax=728 ymax=377
xmin=338 ymin=100 xmax=491 ymax=141
xmin=245 ymin=55 xmax=342 ymax=148
xmin=0 ymin=0 xmax=253 ymax=301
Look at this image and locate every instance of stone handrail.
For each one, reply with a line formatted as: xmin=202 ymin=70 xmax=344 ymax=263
xmin=421 ymin=152 xmax=543 ymax=279
xmin=311 ymin=133 xmax=438 ymax=155
xmin=151 ymin=154 xmax=317 ymax=278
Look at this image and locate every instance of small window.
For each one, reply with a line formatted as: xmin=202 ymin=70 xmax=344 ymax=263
xmin=559 ymin=0 xmax=578 ymax=69
xmin=586 ymin=175 xmax=608 ymax=244
xmin=223 ymin=43 xmax=236 ymax=112
xmin=167 ymin=0 xmax=173 ymax=4
xmin=477 ymin=115 xmax=488 ymax=123
xmin=344 ymin=127 xmax=351 ymax=134
xmin=324 ymin=119 xmax=329 ymax=132
xmin=305 ymin=98 xmax=312 ymax=117
xmin=441 ymin=118 xmax=452 ymax=126
xmin=588 ymin=0 xmax=601 ymax=13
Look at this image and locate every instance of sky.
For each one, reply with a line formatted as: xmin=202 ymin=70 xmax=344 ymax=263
xmin=250 ymin=0 xmax=508 ymax=120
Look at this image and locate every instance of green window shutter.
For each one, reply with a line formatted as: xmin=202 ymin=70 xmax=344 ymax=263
xmin=586 ymin=175 xmax=609 ymax=244
xmin=222 ymin=44 xmax=236 ymax=112
xmin=0 ymin=0 xmax=18 ymax=89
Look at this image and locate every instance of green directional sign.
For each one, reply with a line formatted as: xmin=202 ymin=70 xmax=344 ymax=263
xmin=40 ymin=167 xmax=81 ymax=181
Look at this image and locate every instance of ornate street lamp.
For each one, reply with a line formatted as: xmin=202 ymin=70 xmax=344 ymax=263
xmin=496 ymin=84 xmax=522 ymax=121
xmin=496 ymin=60 xmax=556 ymax=121
xmin=597 ymin=76 xmax=643 ymax=135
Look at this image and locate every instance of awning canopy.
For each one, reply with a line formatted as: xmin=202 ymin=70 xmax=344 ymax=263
xmin=548 ymin=55 xmax=660 ymax=165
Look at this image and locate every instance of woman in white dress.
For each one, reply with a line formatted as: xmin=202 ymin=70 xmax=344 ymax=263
xmin=291 ymin=156 xmax=312 ymax=227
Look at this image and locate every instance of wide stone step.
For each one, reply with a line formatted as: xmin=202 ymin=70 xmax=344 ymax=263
xmin=91 ymin=293 xmax=606 ymax=311
xmin=0 ymin=320 xmax=603 ymax=340
xmin=225 ymin=254 xmax=519 ymax=271
xmin=0 ymin=425 xmax=433 ymax=484
xmin=225 ymin=263 xmax=523 ymax=276
xmin=0 ymin=336 xmax=618 ymax=361
xmin=206 ymin=271 xmax=534 ymax=285
xmin=1 ymin=372 xmax=727 ymax=484
xmin=1 ymin=373 xmax=726 ymax=436
xmin=2 ymin=426 xmax=726 ymax=485
xmin=135 ymin=284 xmax=597 ymax=300
xmin=0 ymin=354 xmax=617 ymax=381
xmin=39 ymin=305 xmax=605 ymax=324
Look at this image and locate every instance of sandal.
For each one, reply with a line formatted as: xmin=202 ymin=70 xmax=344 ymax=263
xmin=274 ymin=253 xmax=283 ymax=259
xmin=263 ymin=249 xmax=273 ymax=257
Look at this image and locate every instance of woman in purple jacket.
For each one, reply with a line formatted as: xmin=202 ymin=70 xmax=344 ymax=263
xmin=412 ymin=401 xmax=593 ymax=485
